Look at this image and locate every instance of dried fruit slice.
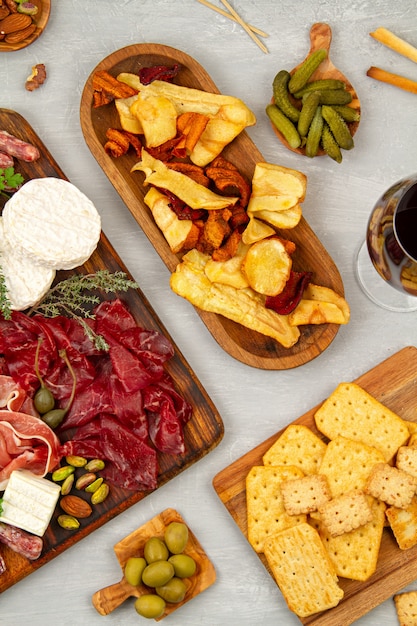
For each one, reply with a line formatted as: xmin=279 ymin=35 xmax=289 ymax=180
xmin=242 ymin=238 xmax=292 ymax=296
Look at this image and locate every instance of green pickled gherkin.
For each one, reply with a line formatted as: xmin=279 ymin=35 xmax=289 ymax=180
xmin=297 ymin=91 xmax=320 ymax=138
xmin=266 ymin=104 xmax=301 ymax=149
xmin=293 ymin=78 xmax=346 ymax=99
xmin=332 ymin=105 xmax=360 ymax=123
xmin=318 ymin=89 xmax=352 ymax=105
xmin=272 ymin=70 xmax=300 ymax=123
xmin=305 ymin=105 xmax=324 ymax=158
xmin=288 ymin=49 xmax=327 ymax=94
xmin=321 ymin=105 xmax=354 ymax=150
xmin=321 ymin=123 xmax=343 ymax=163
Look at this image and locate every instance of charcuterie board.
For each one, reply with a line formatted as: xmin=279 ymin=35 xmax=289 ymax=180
xmin=0 ymin=108 xmax=224 ymax=593
xmin=80 ymin=43 xmax=346 ymax=370
xmin=213 ymin=346 xmax=417 ymax=625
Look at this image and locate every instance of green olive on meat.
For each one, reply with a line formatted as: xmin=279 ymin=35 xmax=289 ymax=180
xmin=134 ymin=594 xmax=166 ymax=619
xmin=144 ymin=536 xmax=169 ymax=563
xmin=164 ymin=522 xmax=188 ymax=554
xmin=156 ymin=577 xmax=187 ymax=603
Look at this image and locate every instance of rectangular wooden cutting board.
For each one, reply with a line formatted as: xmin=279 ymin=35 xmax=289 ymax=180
xmin=213 ymin=346 xmax=417 ymax=625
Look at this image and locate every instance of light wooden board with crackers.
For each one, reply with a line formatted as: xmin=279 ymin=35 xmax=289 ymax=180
xmin=213 ymin=346 xmax=417 ymax=625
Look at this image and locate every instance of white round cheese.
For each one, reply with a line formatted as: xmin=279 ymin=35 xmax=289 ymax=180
xmin=3 ymin=178 xmax=101 ymax=270
xmin=0 ymin=218 xmax=56 ymax=310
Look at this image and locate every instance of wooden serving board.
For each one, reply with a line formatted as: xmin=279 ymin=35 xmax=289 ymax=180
xmin=92 ymin=508 xmax=216 ymax=618
xmin=0 ymin=108 xmax=224 ymax=594
xmin=213 ymin=346 xmax=417 ymax=625
xmin=80 ymin=43 xmax=345 ymax=370
xmin=0 ymin=0 xmax=50 ymax=53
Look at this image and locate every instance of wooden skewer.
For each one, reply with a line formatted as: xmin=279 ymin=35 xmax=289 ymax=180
xmin=197 ymin=0 xmax=268 ymax=52
xmin=367 ymin=66 xmax=417 ymax=94
xmin=370 ymin=28 xmax=417 ymax=64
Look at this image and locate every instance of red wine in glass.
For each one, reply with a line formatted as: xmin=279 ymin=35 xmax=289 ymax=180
xmin=356 ymin=175 xmax=417 ymax=312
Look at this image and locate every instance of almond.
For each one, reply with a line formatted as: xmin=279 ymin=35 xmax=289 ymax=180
xmin=0 ymin=7 xmax=10 ymax=20
xmin=60 ymin=495 xmax=93 ymax=519
xmin=0 ymin=13 xmax=32 ymax=34
xmin=5 ymin=22 xmax=35 ymax=43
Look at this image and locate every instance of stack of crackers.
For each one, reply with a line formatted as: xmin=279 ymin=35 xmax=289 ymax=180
xmin=246 ymin=382 xmax=417 ymax=620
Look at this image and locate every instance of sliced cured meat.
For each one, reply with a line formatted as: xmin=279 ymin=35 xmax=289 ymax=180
xmin=0 ymin=410 xmax=61 ymax=489
xmin=0 ymin=522 xmax=43 ymax=560
xmin=0 ymin=130 xmax=40 ymax=162
xmin=0 ymin=151 xmax=14 ymax=168
xmin=0 ymin=374 xmax=38 ymax=416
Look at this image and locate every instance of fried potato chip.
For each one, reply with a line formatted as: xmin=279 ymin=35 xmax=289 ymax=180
xmin=204 ymin=241 xmax=250 ymax=289
xmin=249 ymin=205 xmax=302 ymax=229
xmin=143 ymin=188 xmax=199 ymax=253
xmin=130 ymin=93 xmax=177 ymax=147
xmin=241 ymin=216 xmax=276 ymax=244
xmin=250 ymin=162 xmax=307 ymax=202
xmin=115 ymin=95 xmax=143 ymax=134
xmin=241 ymin=237 xmax=292 ymax=296
xmin=132 ymin=150 xmax=238 ymax=210
xmin=289 ymin=299 xmax=347 ymax=326
xmin=170 ymin=249 xmax=300 ymax=348
xmin=299 ymin=284 xmax=350 ymax=323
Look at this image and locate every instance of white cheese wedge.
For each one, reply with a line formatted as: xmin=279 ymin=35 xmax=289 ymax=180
xmin=3 ymin=177 xmax=101 ymax=270
xmin=0 ymin=217 xmax=56 ymax=310
xmin=0 ymin=469 xmax=60 ymax=537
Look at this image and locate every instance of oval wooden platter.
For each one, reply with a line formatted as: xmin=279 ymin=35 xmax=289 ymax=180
xmin=213 ymin=346 xmax=417 ymax=625
xmin=80 ymin=43 xmax=346 ymax=370
xmin=0 ymin=108 xmax=224 ymax=594
xmin=0 ymin=0 xmax=51 ymax=52
xmin=92 ymin=508 xmax=216 ymax=618
xmin=270 ymin=23 xmax=361 ymax=157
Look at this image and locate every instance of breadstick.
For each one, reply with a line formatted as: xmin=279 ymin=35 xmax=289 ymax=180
xmin=370 ymin=27 xmax=417 ymax=64
xmin=366 ymin=66 xmax=417 ymax=94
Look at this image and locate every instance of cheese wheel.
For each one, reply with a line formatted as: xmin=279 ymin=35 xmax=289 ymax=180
xmin=3 ymin=178 xmax=101 ymax=270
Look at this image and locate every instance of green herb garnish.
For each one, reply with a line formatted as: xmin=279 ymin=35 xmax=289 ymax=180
xmin=0 ymin=267 xmax=11 ymax=320
xmin=28 ymin=270 xmax=139 ymax=351
xmin=0 ymin=167 xmax=24 ymax=198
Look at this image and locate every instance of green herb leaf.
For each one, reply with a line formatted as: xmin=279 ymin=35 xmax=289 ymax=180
xmin=0 ymin=267 xmax=12 ymax=320
xmin=0 ymin=167 xmax=24 ymax=198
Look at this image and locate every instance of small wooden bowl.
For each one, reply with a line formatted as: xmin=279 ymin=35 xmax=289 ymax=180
xmin=92 ymin=508 xmax=216 ymax=619
xmin=270 ymin=22 xmax=361 ymax=157
xmin=0 ymin=0 xmax=51 ymax=52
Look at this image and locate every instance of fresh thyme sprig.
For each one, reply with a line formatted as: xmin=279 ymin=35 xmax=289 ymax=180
xmin=27 ymin=270 xmax=139 ymax=351
xmin=0 ymin=268 xmax=12 ymax=321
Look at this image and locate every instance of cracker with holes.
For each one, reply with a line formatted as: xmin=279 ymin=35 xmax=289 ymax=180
xmin=264 ymin=522 xmax=344 ymax=617
xmin=365 ymin=463 xmax=417 ymax=509
xmin=281 ymin=474 xmax=331 ymax=515
xmin=386 ymin=496 xmax=417 ymax=550
xmin=314 ymin=382 xmax=409 ymax=462
xmin=318 ymin=491 xmax=374 ymax=537
xmin=397 ymin=446 xmax=417 ymax=478
xmin=311 ymin=497 xmax=386 ymax=581
xmin=246 ymin=465 xmax=305 ymax=553
xmin=262 ymin=424 xmax=327 ymax=475
xmin=318 ymin=436 xmax=385 ymax=497
xmin=394 ymin=590 xmax=417 ymax=625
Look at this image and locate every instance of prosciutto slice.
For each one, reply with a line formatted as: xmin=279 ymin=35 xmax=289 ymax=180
xmin=0 ymin=410 xmax=61 ymax=489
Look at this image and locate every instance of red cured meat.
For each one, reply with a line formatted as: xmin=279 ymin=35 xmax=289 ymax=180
xmin=0 ymin=130 xmax=40 ymax=162
xmin=0 ymin=410 xmax=61 ymax=489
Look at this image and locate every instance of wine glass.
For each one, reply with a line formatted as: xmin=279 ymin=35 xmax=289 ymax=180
xmin=356 ymin=174 xmax=417 ymax=312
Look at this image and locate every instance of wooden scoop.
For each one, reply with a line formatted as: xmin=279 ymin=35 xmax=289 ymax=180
xmin=271 ymin=22 xmax=361 ymax=156
xmin=92 ymin=508 xmax=216 ymax=619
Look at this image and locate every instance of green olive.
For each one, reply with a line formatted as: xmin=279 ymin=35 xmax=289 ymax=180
xmin=168 ymin=554 xmax=196 ymax=578
xmin=141 ymin=560 xmax=174 ymax=588
xmin=134 ymin=594 xmax=166 ymax=619
xmin=124 ymin=557 xmax=147 ymax=586
xmin=156 ymin=577 xmax=187 ymax=604
xmin=144 ymin=536 xmax=169 ymax=564
xmin=41 ymin=408 xmax=66 ymax=429
xmin=34 ymin=386 xmax=55 ymax=414
xmin=164 ymin=522 xmax=189 ymax=555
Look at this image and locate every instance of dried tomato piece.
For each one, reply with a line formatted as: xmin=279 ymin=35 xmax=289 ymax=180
xmin=162 ymin=190 xmax=206 ymax=221
xmin=139 ymin=64 xmax=181 ymax=85
xmin=265 ymin=271 xmax=313 ymax=315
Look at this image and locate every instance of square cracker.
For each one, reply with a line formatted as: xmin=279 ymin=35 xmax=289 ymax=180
xmin=394 ymin=590 xmax=417 ymax=626
xmin=281 ymin=474 xmax=331 ymax=515
xmin=319 ymin=436 xmax=385 ymax=497
xmin=319 ymin=490 xmax=374 ymax=537
xmin=311 ymin=497 xmax=386 ymax=582
xmin=365 ymin=463 xmax=417 ymax=509
xmin=262 ymin=424 xmax=327 ymax=475
xmin=246 ymin=465 xmax=305 ymax=553
xmin=314 ymin=382 xmax=409 ymax=462
xmin=386 ymin=496 xmax=417 ymax=550
xmin=264 ymin=522 xmax=344 ymax=617
xmin=397 ymin=446 xmax=417 ymax=478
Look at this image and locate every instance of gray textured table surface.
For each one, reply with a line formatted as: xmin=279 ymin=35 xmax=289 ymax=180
xmin=1 ymin=1 xmax=416 ymax=624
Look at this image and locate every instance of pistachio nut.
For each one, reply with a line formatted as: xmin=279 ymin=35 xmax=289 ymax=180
xmin=84 ymin=459 xmax=105 ymax=472
xmin=85 ymin=477 xmax=103 ymax=494
xmin=57 ymin=514 xmax=80 ymax=530
xmin=60 ymin=473 xmax=75 ymax=496
xmin=52 ymin=465 xmax=75 ymax=482
xmin=75 ymin=472 xmax=97 ymax=490
xmin=91 ymin=483 xmax=109 ymax=505
xmin=66 ymin=455 xmax=87 ymax=468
